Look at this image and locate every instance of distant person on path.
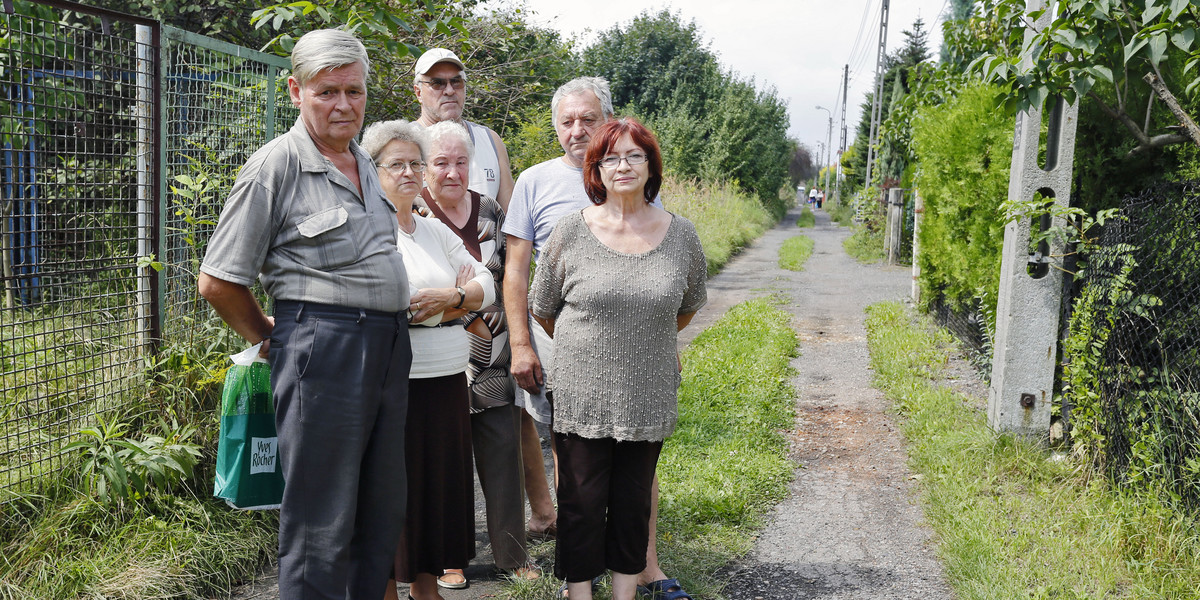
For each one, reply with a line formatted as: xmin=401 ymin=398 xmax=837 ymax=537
xmin=808 ymin=186 xmax=818 ymax=206
xmin=502 ymin=77 xmax=690 ymax=600
xmin=817 ymin=188 xmax=825 ymax=209
xmin=412 ymin=48 xmax=514 ymax=212
xmin=359 ymin=119 xmax=495 ymax=600
xmin=529 ymin=117 xmax=707 ymax=600
xmin=198 ymin=29 xmax=411 ymax=600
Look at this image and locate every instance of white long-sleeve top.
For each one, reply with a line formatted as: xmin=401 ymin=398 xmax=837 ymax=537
xmin=398 ymin=214 xmax=495 ymax=379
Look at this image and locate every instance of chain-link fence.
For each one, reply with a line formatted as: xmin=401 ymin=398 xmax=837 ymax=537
xmin=160 ymin=28 xmax=294 ymax=351
xmin=1074 ymin=182 xmax=1200 ymax=507
xmin=928 ymin=295 xmax=993 ymax=376
xmin=0 ymin=0 xmax=294 ymax=499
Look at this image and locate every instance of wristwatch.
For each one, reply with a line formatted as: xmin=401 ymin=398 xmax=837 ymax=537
xmin=454 ymin=286 xmax=466 ymax=309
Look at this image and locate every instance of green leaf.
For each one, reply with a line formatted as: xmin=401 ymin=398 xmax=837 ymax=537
xmin=1078 ymin=33 xmax=1101 ymax=55
xmin=1171 ymin=28 xmax=1195 ymax=52
xmin=1149 ymin=32 xmax=1168 ymax=67
xmin=1089 ymin=65 xmax=1114 ymax=84
xmin=1071 ymin=75 xmax=1095 ymax=99
xmin=1124 ymin=37 xmax=1148 ymax=63
xmin=1029 ymin=85 xmax=1049 ymax=111
xmin=1142 ymin=2 xmax=1164 ymax=24
xmin=1054 ymin=28 xmax=1078 ymax=48
xmin=1169 ymin=0 xmax=1189 ymax=19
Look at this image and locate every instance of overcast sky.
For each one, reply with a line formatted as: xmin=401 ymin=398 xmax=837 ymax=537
xmin=505 ymin=0 xmax=949 ymax=163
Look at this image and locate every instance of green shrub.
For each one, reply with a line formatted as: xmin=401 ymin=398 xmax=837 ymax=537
xmin=664 ymin=177 xmax=774 ymax=274
xmin=910 ymin=82 xmax=1012 ymax=312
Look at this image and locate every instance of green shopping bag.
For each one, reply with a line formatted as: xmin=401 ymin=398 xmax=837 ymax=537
xmin=214 ymin=343 xmax=284 ymax=510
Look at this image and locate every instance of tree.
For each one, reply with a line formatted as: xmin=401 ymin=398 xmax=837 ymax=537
xmin=580 ymin=10 xmax=722 ymax=118
xmin=788 ymin=141 xmax=817 ymax=187
xmin=971 ymin=0 xmax=1200 ymax=154
xmin=577 ymin=9 xmax=792 ymax=212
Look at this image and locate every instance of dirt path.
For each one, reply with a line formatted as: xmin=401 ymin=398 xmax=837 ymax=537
xmin=714 ymin=207 xmax=955 ymax=600
xmin=230 ymin=206 xmax=957 ymax=600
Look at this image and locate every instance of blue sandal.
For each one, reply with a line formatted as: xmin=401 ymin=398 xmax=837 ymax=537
xmin=636 ymin=578 xmax=694 ymax=600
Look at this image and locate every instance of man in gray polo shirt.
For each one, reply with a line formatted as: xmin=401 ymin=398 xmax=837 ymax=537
xmin=198 ymin=29 xmax=411 ymax=600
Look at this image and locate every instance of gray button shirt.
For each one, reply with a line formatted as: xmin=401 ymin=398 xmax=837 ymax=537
xmin=201 ymin=118 xmax=409 ymax=312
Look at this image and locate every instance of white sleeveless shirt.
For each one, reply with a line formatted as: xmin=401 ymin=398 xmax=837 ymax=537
xmin=465 ymin=120 xmax=502 ymax=199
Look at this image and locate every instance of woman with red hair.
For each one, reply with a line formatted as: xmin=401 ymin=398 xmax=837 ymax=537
xmin=530 ymin=117 xmax=707 ymax=600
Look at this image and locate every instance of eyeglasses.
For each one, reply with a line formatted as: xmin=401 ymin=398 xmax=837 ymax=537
xmin=418 ymin=77 xmax=465 ymax=91
xmin=378 ymin=160 xmax=426 ymax=174
xmin=599 ymin=153 xmax=648 ymax=169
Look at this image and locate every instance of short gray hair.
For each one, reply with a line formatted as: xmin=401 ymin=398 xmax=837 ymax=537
xmin=551 ymin=77 xmax=613 ymax=123
xmin=425 ymin=121 xmax=474 ymax=161
xmin=360 ymin=120 xmax=428 ymax=161
xmin=291 ymin=29 xmax=370 ymax=86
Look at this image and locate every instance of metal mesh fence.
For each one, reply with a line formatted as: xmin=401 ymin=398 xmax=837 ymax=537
xmin=0 ymin=0 xmax=293 ymax=499
xmin=0 ymin=1 xmax=156 ymax=494
xmin=1080 ymin=181 xmax=1200 ymax=507
xmin=928 ymin=295 xmax=993 ymax=376
xmin=160 ymin=28 xmax=294 ymax=351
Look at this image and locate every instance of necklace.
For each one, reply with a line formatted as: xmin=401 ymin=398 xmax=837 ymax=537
xmin=398 ymin=217 xmax=416 ymax=237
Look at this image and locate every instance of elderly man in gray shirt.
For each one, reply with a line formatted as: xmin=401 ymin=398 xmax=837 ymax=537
xmin=198 ymin=29 xmax=411 ymax=600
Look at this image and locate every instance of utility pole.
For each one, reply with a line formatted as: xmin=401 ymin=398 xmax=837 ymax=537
xmin=816 ymin=105 xmax=833 ymax=202
xmin=864 ymin=0 xmax=890 ymax=187
xmin=836 ymin=64 xmax=848 ymax=205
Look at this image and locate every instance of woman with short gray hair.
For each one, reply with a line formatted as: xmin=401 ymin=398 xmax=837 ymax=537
xmin=419 ymin=120 xmax=540 ymax=591
xmin=362 ymin=119 xmax=496 ymax=600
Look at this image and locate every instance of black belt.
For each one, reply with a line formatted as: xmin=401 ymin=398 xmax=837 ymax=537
xmin=275 ymin=300 xmax=404 ymax=325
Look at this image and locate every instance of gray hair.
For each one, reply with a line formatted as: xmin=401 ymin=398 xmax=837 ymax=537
xmin=551 ymin=77 xmax=614 ymax=123
xmin=291 ymin=29 xmax=370 ymax=86
xmin=425 ymin=121 xmax=474 ymax=161
xmin=360 ymin=120 xmax=428 ymax=161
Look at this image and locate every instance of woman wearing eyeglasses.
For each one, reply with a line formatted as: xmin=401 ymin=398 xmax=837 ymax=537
xmin=530 ymin=117 xmax=707 ymax=600
xmin=361 ymin=119 xmax=492 ymax=600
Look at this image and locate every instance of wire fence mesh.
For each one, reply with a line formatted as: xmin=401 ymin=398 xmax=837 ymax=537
xmin=0 ymin=0 xmax=294 ymax=500
xmin=1 ymin=1 xmax=156 ymax=495
xmin=160 ymin=28 xmax=294 ymax=352
xmin=1075 ymin=181 xmax=1200 ymax=508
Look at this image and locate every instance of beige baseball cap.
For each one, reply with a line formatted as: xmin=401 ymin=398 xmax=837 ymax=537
xmin=415 ymin=48 xmax=465 ymax=75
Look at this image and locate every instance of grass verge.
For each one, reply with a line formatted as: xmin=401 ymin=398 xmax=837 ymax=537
xmin=796 ymin=208 xmax=815 ymax=228
xmin=0 ymin=486 xmax=277 ymax=599
xmin=827 ymin=199 xmax=854 ymax=225
xmin=864 ymin=301 xmax=1200 ymax=599
xmin=507 ymin=298 xmax=799 ymax=599
xmin=843 ymin=224 xmax=884 ymax=263
xmin=665 ymin=178 xmax=775 ymax=275
xmin=778 ymin=236 xmax=814 ymax=271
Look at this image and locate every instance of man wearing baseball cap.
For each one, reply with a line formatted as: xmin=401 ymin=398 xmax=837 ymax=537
xmin=413 ymin=48 xmax=514 ymax=210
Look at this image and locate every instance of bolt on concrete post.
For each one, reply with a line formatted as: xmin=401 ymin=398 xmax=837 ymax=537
xmin=988 ymin=0 xmax=1079 ymax=442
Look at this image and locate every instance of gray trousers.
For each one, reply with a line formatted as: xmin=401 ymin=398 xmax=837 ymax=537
xmin=471 ymin=402 xmax=528 ymax=569
xmin=270 ymin=301 xmax=411 ymax=600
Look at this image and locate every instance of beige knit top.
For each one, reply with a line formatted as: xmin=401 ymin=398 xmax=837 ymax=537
xmin=531 ymin=210 xmax=708 ymax=442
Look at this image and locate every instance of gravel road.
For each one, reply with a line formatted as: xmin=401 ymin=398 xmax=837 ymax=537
xmin=229 ymin=205 xmax=966 ymax=600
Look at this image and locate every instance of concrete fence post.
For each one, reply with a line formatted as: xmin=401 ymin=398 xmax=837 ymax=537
xmin=911 ymin=190 xmax=923 ymax=302
xmin=886 ymin=188 xmax=903 ymax=265
xmin=987 ymin=0 xmax=1079 ymax=441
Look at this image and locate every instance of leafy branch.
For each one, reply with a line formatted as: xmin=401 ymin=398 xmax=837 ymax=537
xmin=970 ymin=0 xmax=1200 ymax=155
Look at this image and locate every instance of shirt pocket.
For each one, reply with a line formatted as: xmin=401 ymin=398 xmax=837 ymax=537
xmin=295 ymin=205 xmax=358 ymax=269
